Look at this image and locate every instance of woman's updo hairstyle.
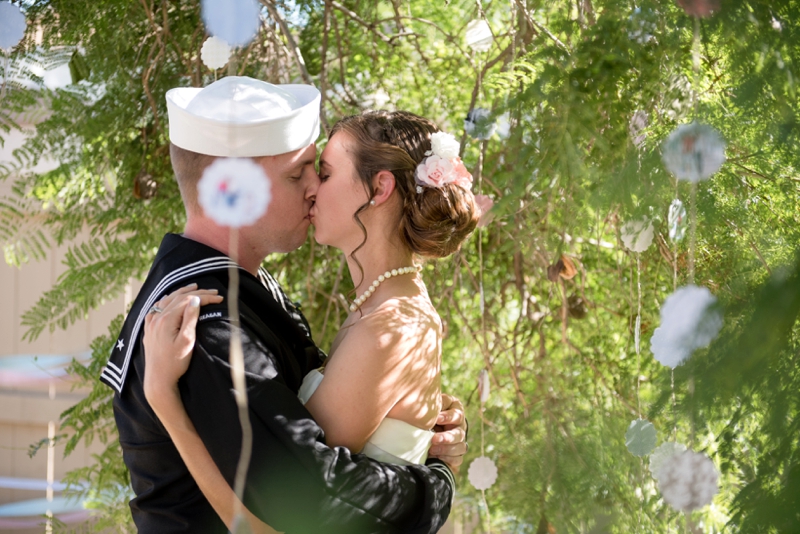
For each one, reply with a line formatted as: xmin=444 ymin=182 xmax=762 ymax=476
xmin=329 ymin=110 xmax=479 ymax=258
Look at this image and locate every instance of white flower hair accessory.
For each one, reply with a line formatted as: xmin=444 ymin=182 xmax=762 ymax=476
xmin=415 ymin=132 xmax=473 ymax=192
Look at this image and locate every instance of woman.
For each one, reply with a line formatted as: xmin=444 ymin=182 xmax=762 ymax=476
xmin=143 ymin=111 xmax=479 ymax=532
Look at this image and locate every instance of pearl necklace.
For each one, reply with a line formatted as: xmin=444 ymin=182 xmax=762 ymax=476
xmin=349 ymin=265 xmax=422 ymax=313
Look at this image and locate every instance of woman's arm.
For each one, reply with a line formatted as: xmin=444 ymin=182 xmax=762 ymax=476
xmin=142 ymin=285 xmax=277 ymax=534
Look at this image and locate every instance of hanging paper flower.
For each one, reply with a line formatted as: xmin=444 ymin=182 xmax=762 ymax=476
xmin=625 ymin=419 xmax=657 ymax=457
xmin=629 ymin=110 xmax=648 ymax=148
xmin=198 ymin=158 xmax=271 ymax=228
xmin=201 ymin=0 xmax=261 ymax=48
xmin=464 ymin=19 xmax=493 ymax=52
xmin=478 ymin=369 xmax=490 ymax=404
xmin=657 ymin=450 xmax=719 ymax=512
xmin=668 ymin=199 xmax=687 ymax=241
xmin=475 ymin=195 xmax=495 ymax=228
xmin=662 ymin=123 xmax=726 ymax=182
xmin=650 ymin=285 xmax=723 ymax=368
xmin=0 ymin=2 xmax=27 ymax=51
xmin=620 ymin=217 xmax=654 ymax=253
xmin=464 ymin=108 xmax=496 ymax=140
xmin=201 ymin=36 xmax=232 ymax=70
xmin=649 ymin=442 xmax=687 ymax=481
xmin=468 ymin=456 xmax=498 ymax=490
xmin=676 ymin=0 xmax=720 ymax=18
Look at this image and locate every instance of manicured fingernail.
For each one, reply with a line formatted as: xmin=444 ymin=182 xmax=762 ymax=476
xmin=190 ymin=296 xmax=201 ymax=307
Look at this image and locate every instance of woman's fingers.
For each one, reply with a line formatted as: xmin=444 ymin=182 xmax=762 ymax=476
xmin=175 ymin=296 xmax=202 ymax=356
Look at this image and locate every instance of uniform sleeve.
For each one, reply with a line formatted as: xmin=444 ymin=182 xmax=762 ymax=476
xmin=180 ymin=319 xmax=454 ymax=534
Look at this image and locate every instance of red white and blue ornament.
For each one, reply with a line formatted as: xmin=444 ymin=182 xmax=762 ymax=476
xmin=662 ymin=123 xmax=726 ymax=182
xmin=198 ymin=158 xmax=271 ymax=228
xmin=201 ymin=36 xmax=232 ymax=70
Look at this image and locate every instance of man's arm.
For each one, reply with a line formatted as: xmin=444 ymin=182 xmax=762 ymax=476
xmin=182 ymin=320 xmax=454 ymax=534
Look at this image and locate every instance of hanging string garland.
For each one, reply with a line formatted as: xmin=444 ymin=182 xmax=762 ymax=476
xmin=475 ymin=195 xmax=495 ymax=228
xmin=201 ymin=36 xmax=232 ymax=70
xmin=628 ymin=110 xmax=648 ymax=148
xmin=649 ymin=442 xmax=687 ymax=481
xmin=620 ymin=217 xmax=654 ymax=253
xmin=201 ymin=0 xmax=261 ymax=48
xmin=650 ymin=285 xmax=723 ymax=369
xmin=657 ymin=450 xmax=719 ymax=512
xmin=676 ymin=0 xmax=720 ymax=18
xmin=464 ymin=19 xmax=493 ymax=52
xmin=668 ymin=199 xmax=687 ymax=242
xmin=625 ymin=419 xmax=657 ymax=457
xmin=465 ymin=108 xmax=496 ymax=140
xmin=662 ymin=123 xmax=726 ymax=183
xmin=478 ymin=369 xmax=490 ymax=404
xmin=0 ymin=1 xmax=26 ymax=52
xmin=198 ymin=158 xmax=271 ymax=228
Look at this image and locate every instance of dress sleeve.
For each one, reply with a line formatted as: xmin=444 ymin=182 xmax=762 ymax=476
xmin=180 ymin=319 xmax=454 ymax=534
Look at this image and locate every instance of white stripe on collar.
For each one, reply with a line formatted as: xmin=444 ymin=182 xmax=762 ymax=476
xmin=101 ymin=257 xmax=239 ymax=393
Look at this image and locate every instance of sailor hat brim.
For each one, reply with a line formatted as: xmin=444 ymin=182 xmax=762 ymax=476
xmin=166 ymin=77 xmax=321 ymax=157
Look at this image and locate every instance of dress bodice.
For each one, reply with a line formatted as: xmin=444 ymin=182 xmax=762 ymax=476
xmin=298 ymin=369 xmax=433 ymax=466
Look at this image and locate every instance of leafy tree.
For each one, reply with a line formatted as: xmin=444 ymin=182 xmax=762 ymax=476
xmin=1 ymin=0 xmax=798 ymax=531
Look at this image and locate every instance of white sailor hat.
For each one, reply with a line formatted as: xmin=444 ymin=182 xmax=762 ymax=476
xmin=166 ymin=76 xmax=321 ymax=157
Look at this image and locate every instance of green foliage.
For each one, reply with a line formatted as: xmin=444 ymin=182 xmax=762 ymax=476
xmin=2 ymin=0 xmax=799 ymax=532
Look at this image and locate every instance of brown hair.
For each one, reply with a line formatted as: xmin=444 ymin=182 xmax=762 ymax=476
xmin=169 ymin=143 xmax=217 ymax=213
xmin=329 ymin=110 xmax=479 ymax=260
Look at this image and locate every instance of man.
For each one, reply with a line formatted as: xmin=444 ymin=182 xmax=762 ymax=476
xmin=100 ymin=77 xmax=466 ymax=533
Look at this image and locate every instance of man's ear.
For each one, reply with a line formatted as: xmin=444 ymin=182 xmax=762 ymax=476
xmin=371 ymin=170 xmax=396 ymax=206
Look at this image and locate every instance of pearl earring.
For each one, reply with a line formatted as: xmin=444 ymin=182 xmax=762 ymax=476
xmin=369 ymin=199 xmax=376 ymax=206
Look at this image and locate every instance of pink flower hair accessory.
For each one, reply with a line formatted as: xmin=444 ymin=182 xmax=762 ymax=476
xmin=415 ymin=132 xmax=473 ymax=193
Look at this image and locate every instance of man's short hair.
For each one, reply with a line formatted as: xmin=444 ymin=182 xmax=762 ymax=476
xmin=169 ymin=143 xmax=217 ymax=214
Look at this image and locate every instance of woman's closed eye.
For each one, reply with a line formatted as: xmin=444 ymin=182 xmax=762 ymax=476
xmin=320 ymin=174 xmax=330 ymax=182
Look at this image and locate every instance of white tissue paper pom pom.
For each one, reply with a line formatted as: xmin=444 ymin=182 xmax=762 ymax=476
xmin=201 ymin=36 xmax=232 ymax=70
xmin=657 ymin=450 xmax=719 ymax=512
xmin=464 ymin=19 xmax=493 ymax=52
xmin=468 ymin=456 xmax=498 ymax=490
xmin=0 ymin=2 xmax=27 ymax=51
xmin=668 ymin=199 xmax=687 ymax=241
xmin=465 ymin=108 xmax=495 ymax=140
xmin=649 ymin=442 xmax=687 ymax=481
xmin=478 ymin=369 xmax=490 ymax=404
xmin=662 ymin=123 xmax=726 ymax=182
xmin=625 ymin=419 xmax=657 ymax=457
xmin=429 ymin=132 xmax=460 ymax=160
xmin=198 ymin=158 xmax=271 ymax=228
xmin=650 ymin=285 xmax=723 ymax=368
xmin=620 ymin=217 xmax=654 ymax=252
xmin=202 ymin=0 xmax=261 ymax=48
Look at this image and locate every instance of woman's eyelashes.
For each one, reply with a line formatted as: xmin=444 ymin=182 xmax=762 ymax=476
xmin=320 ymin=174 xmax=330 ymax=182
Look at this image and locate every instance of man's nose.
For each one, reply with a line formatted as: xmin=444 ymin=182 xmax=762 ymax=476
xmin=305 ymin=170 xmax=321 ymax=199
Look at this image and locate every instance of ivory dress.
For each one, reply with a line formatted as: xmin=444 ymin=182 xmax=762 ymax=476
xmin=298 ymin=369 xmax=434 ymax=466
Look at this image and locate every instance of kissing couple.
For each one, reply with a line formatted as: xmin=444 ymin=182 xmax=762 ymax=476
xmin=101 ymin=76 xmax=479 ymax=533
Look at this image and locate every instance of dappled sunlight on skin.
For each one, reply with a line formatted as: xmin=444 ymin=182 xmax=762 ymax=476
xmin=305 ymin=284 xmax=443 ymax=454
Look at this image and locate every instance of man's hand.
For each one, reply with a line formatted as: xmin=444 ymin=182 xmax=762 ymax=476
xmin=428 ymin=393 xmax=468 ymax=471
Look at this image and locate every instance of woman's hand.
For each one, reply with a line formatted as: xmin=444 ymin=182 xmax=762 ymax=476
xmin=428 ymin=393 xmax=468 ymax=472
xmin=142 ymin=283 xmax=223 ymax=408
